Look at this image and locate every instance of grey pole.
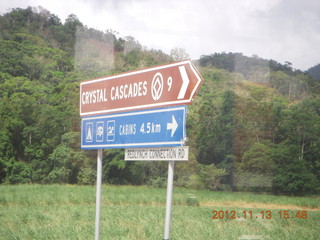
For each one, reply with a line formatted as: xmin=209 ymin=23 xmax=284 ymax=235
xmin=95 ymin=149 xmax=103 ymax=240
xmin=163 ymin=161 xmax=175 ymax=240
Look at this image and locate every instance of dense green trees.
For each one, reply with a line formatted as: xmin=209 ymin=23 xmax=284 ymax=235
xmin=196 ymin=54 xmax=320 ymax=195
xmin=0 ymin=7 xmax=82 ymax=184
xmin=0 ymin=7 xmax=319 ymax=195
xmin=0 ymin=7 xmax=172 ymax=186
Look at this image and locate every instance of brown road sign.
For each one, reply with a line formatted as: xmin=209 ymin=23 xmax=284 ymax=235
xmin=80 ymin=60 xmax=203 ymax=116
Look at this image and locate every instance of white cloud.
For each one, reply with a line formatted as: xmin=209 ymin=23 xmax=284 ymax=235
xmin=1 ymin=0 xmax=320 ymax=70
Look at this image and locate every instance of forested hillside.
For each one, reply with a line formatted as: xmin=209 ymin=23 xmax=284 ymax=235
xmin=0 ymin=7 xmax=319 ymax=195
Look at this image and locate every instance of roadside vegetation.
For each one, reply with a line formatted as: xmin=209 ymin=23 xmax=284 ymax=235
xmin=0 ymin=7 xmax=320 ymax=197
xmin=0 ymin=184 xmax=319 ymax=239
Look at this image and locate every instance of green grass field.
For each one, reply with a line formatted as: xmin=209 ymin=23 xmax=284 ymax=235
xmin=0 ymin=184 xmax=319 ymax=240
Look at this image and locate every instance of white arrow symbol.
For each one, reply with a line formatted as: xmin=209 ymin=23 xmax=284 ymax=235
xmin=167 ymin=115 xmax=178 ymax=137
xmin=178 ymin=66 xmax=190 ymax=99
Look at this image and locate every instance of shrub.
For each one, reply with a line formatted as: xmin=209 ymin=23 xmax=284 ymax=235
xmin=186 ymin=194 xmax=199 ymax=206
xmin=187 ymin=174 xmax=205 ymax=190
xmin=77 ymin=167 xmax=96 ymax=185
xmin=44 ymin=167 xmax=71 ymax=184
xmin=4 ymin=161 xmax=32 ymax=184
xmin=198 ymin=164 xmax=227 ymax=191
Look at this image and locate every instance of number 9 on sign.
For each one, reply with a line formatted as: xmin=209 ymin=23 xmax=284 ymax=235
xmin=167 ymin=77 xmax=172 ymax=91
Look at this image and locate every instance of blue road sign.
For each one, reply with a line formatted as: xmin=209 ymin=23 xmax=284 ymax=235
xmin=81 ymin=106 xmax=186 ymax=149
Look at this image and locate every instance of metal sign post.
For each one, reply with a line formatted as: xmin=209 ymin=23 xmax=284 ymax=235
xmin=95 ymin=149 xmax=103 ymax=240
xmin=163 ymin=161 xmax=175 ymax=240
xmin=79 ymin=61 xmax=203 ymax=239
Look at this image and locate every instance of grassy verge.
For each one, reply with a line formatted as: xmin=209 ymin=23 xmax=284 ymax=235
xmin=0 ymin=184 xmax=319 ymax=239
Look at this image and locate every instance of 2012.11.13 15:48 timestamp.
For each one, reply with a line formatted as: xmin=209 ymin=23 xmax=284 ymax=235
xmin=211 ymin=210 xmax=308 ymax=220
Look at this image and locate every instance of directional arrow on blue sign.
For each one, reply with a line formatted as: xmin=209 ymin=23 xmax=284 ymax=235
xmin=81 ymin=106 xmax=186 ymax=149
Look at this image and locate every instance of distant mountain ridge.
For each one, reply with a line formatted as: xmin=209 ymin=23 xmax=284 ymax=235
xmin=307 ymin=64 xmax=320 ymax=81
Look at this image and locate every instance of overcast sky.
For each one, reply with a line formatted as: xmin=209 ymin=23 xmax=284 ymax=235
xmin=1 ymin=0 xmax=320 ymax=70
